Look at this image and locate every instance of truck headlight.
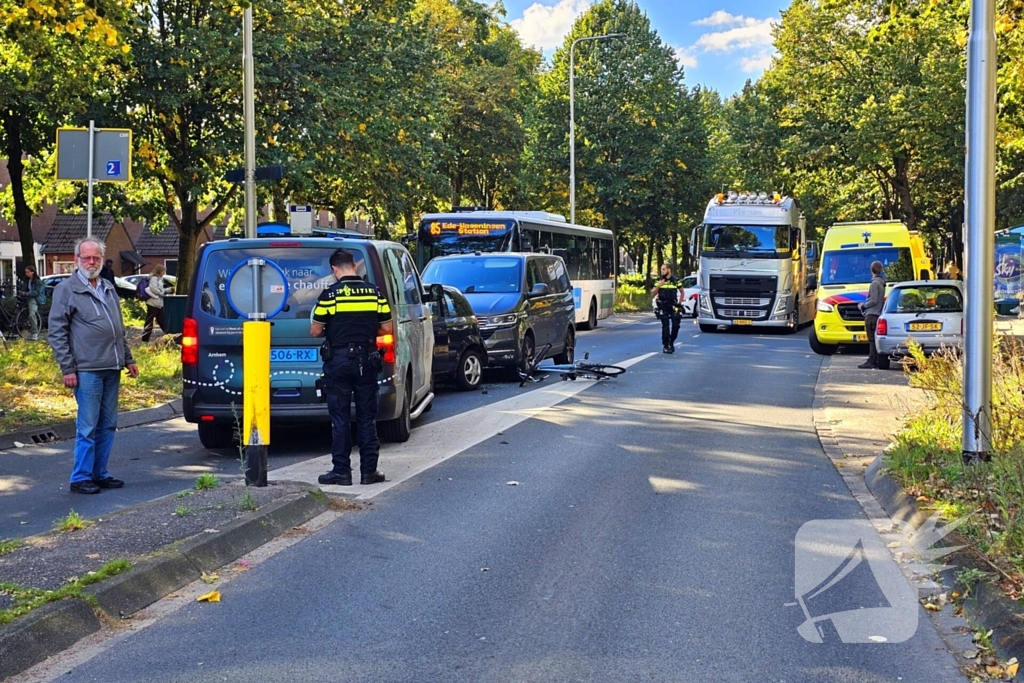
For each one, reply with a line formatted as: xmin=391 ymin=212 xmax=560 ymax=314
xmin=774 ymin=295 xmax=790 ymax=314
xmin=699 ymin=295 xmax=712 ymax=313
xmin=817 ymin=300 xmax=834 ymax=313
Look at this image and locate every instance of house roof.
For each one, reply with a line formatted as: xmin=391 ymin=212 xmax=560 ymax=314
xmin=136 ymin=224 xmax=180 ymax=256
xmin=41 ymin=213 xmax=117 ymax=254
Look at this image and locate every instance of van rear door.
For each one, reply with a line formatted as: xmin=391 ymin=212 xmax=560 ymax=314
xmin=191 ymin=244 xmax=372 ymax=408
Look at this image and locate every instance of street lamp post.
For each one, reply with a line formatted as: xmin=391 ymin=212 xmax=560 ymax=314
xmin=569 ymin=33 xmax=624 ymax=226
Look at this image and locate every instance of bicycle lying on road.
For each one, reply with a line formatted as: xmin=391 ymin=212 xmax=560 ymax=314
xmin=518 ymin=343 xmax=626 ymax=387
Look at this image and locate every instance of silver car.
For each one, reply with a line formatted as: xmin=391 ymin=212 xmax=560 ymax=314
xmin=874 ymin=280 xmax=963 ymax=369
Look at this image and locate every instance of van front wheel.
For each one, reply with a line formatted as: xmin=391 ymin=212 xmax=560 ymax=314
xmin=808 ymin=332 xmax=837 ymax=356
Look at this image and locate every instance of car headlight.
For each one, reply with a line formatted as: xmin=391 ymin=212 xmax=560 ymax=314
xmin=481 ymin=313 xmax=520 ymax=328
xmin=817 ymin=300 xmax=834 ymax=313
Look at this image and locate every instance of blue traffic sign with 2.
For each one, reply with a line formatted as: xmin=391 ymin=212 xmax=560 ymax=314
xmin=106 ymin=161 xmax=121 ymax=176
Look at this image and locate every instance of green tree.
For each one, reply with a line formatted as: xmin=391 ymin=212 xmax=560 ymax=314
xmin=0 ymin=0 xmax=129 ymax=269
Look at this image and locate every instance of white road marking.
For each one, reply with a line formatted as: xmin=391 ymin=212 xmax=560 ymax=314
xmin=271 ymin=351 xmax=658 ymax=500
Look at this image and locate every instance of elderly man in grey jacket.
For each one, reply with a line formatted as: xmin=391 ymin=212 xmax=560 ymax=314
xmin=48 ymin=237 xmax=140 ymax=495
xmin=858 ymin=261 xmax=886 ymax=369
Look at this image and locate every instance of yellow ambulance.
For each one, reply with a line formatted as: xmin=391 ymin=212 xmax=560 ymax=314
xmin=810 ymin=220 xmax=932 ymax=355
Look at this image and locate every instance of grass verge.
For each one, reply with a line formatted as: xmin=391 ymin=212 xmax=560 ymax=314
xmin=0 ymin=308 xmax=181 ymax=434
xmin=885 ymin=339 xmax=1024 ymax=596
xmin=0 ymin=558 xmax=131 ymax=626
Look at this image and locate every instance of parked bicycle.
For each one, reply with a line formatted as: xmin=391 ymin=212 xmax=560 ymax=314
xmin=0 ymin=295 xmax=43 ymax=341
xmin=519 ymin=343 xmax=626 ymax=387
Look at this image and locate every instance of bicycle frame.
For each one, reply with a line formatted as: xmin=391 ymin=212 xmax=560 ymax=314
xmin=518 ymin=343 xmax=625 ymax=387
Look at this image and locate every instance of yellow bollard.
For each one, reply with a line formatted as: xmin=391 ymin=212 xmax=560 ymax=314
xmin=243 ymin=321 xmax=271 ymax=485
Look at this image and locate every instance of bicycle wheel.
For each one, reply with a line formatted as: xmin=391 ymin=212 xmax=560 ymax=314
xmin=15 ymin=308 xmax=39 ymax=340
xmin=575 ymin=363 xmax=626 ymax=379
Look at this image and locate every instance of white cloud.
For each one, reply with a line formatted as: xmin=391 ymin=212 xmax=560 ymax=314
xmin=694 ymin=18 xmax=775 ymax=53
xmin=693 ymin=10 xmax=750 ymax=28
xmin=510 ymin=0 xmax=593 ymax=52
xmin=740 ymin=52 xmax=775 ymax=73
xmin=674 ymin=46 xmax=698 ymax=69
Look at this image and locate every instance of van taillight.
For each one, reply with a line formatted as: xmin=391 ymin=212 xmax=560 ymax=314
xmin=877 ymin=318 xmax=888 ymax=336
xmin=377 ymin=333 xmax=396 ymax=364
xmin=182 ymin=317 xmax=199 ymax=366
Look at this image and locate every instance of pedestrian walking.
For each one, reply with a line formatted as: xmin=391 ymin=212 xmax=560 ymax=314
xmin=140 ymin=265 xmax=170 ymax=342
xmin=48 ymin=237 xmax=139 ymax=495
xmin=652 ymin=263 xmax=682 ymax=354
xmin=310 ymin=248 xmax=392 ymax=486
xmin=858 ymin=260 xmax=886 ymax=369
xmin=21 ymin=265 xmax=45 ymax=340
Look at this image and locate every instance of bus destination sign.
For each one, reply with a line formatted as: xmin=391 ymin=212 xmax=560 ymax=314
xmin=428 ymin=221 xmax=510 ymax=237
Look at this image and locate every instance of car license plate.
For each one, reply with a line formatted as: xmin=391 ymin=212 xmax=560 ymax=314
xmin=734 ymin=319 xmax=753 ymax=325
xmin=270 ymin=348 xmax=318 ymax=363
xmin=909 ymin=322 xmax=942 ymax=332
xmin=852 ymin=334 xmax=866 ymax=342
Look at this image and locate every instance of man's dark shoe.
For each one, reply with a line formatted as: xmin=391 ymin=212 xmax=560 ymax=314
xmin=360 ymin=471 xmax=386 ymax=485
xmin=858 ymin=361 xmax=877 ymax=369
xmin=318 ymin=471 xmax=353 ymax=486
xmin=93 ymin=476 xmax=124 ymax=489
xmin=70 ymin=480 xmax=101 ymax=494
xmin=663 ymin=345 xmax=671 ymax=353
xmin=667 ymin=345 xmax=676 ymax=354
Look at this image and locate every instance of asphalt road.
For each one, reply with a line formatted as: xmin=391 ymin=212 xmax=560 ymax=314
xmin=12 ymin=316 xmax=968 ymax=681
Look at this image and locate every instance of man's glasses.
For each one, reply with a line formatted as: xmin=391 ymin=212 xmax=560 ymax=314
xmin=78 ymin=256 xmax=103 ymax=262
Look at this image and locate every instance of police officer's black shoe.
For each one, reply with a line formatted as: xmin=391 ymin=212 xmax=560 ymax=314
xmin=318 ymin=471 xmax=352 ymax=486
xmin=360 ymin=471 xmax=386 ymax=485
xmin=663 ymin=345 xmax=671 ymax=353
xmin=667 ymin=345 xmax=675 ymax=354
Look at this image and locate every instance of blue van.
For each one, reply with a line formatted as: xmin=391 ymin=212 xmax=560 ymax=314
xmin=181 ymin=236 xmax=436 ymax=448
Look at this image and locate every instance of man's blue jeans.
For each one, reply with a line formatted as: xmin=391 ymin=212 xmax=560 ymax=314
xmin=70 ymin=370 xmax=120 ymax=483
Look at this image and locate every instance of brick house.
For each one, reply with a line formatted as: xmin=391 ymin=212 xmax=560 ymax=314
xmin=135 ymin=223 xmax=211 ymax=277
xmin=40 ymin=213 xmax=145 ymax=276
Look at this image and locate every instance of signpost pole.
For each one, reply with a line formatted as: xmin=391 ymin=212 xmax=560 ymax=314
xmin=86 ymin=120 xmax=95 ymax=238
xmin=963 ymin=0 xmax=997 ymax=464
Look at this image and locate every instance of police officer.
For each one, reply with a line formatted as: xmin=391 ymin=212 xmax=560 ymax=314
xmin=651 ymin=263 xmax=682 ymax=354
xmin=310 ymin=248 xmax=393 ymax=486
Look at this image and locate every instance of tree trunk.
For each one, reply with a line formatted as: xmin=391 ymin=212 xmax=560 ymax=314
xmin=671 ymin=232 xmax=678 ymax=270
xmin=2 ymin=112 xmax=36 ymax=275
xmin=404 ymin=207 xmax=415 ymax=236
xmin=272 ymin=187 xmax=288 ymax=223
xmin=175 ymin=198 xmax=201 ymax=295
xmin=334 ymin=204 xmax=346 ymax=230
xmin=890 ymin=156 xmax=918 ymax=232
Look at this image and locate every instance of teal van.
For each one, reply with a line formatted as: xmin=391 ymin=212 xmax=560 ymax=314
xmin=181 ymin=236 xmax=436 ymax=448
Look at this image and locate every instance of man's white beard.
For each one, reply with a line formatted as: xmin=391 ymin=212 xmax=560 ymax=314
xmin=80 ymin=264 xmax=101 ymax=279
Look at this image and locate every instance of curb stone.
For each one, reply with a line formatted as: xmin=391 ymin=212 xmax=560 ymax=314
xmin=0 ymin=399 xmax=183 ymax=452
xmin=0 ymin=487 xmax=328 ymax=681
xmin=865 ymin=456 xmax=1024 ymax=663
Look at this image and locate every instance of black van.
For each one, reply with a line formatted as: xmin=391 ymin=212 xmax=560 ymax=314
xmin=181 ymin=237 xmax=435 ymax=448
xmin=421 ymin=253 xmax=576 ymax=372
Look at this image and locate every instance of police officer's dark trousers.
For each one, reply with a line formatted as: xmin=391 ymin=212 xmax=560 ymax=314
xmin=323 ymin=353 xmax=380 ymax=476
xmin=659 ymin=304 xmax=680 ymax=347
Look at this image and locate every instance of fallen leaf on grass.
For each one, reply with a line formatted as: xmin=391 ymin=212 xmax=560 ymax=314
xmin=197 ymin=591 xmax=220 ymax=603
xmin=924 ymin=603 xmax=941 ymax=612
xmin=201 ymin=572 xmax=219 ymax=584
xmin=1007 ymin=657 xmax=1019 ymax=677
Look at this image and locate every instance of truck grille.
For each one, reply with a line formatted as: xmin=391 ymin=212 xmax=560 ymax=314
xmin=708 ymin=275 xmax=778 ymax=321
xmin=719 ymin=309 xmax=762 ymax=319
xmin=837 ymin=303 xmax=864 ymax=322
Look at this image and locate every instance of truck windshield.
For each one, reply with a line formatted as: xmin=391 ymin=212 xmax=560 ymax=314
xmin=702 ymin=224 xmax=792 ymax=258
xmin=821 ymin=247 xmax=911 ymax=286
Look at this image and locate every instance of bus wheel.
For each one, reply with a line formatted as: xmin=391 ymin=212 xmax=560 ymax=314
xmin=580 ymin=299 xmax=598 ymax=330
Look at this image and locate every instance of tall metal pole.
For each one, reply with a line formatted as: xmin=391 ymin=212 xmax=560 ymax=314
xmin=569 ymin=33 xmax=624 ymax=226
xmin=242 ymin=6 xmax=257 ymax=240
xmin=963 ymin=0 xmax=996 ymax=464
xmin=86 ymin=120 xmax=95 ymax=238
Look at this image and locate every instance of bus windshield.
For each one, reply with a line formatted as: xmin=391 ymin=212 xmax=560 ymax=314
xmin=821 ymin=248 xmax=912 ymax=286
xmin=418 ymin=219 xmax=516 ymax=263
xmin=703 ymin=224 xmax=794 ymax=258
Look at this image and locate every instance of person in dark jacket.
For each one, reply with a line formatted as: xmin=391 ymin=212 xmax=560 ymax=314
xmin=652 ymin=263 xmax=682 ymax=354
xmin=48 ymin=238 xmax=139 ymax=495
xmin=100 ymin=259 xmax=116 ymax=287
xmin=21 ymin=265 xmax=44 ymax=340
xmin=858 ymin=261 xmax=886 ymax=369
xmin=310 ymin=248 xmax=392 ymax=487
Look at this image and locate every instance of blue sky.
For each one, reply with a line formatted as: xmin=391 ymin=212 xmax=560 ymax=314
xmin=503 ymin=0 xmax=790 ymax=97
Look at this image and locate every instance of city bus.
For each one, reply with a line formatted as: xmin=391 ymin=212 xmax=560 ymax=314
xmin=415 ymin=210 xmax=616 ymax=329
